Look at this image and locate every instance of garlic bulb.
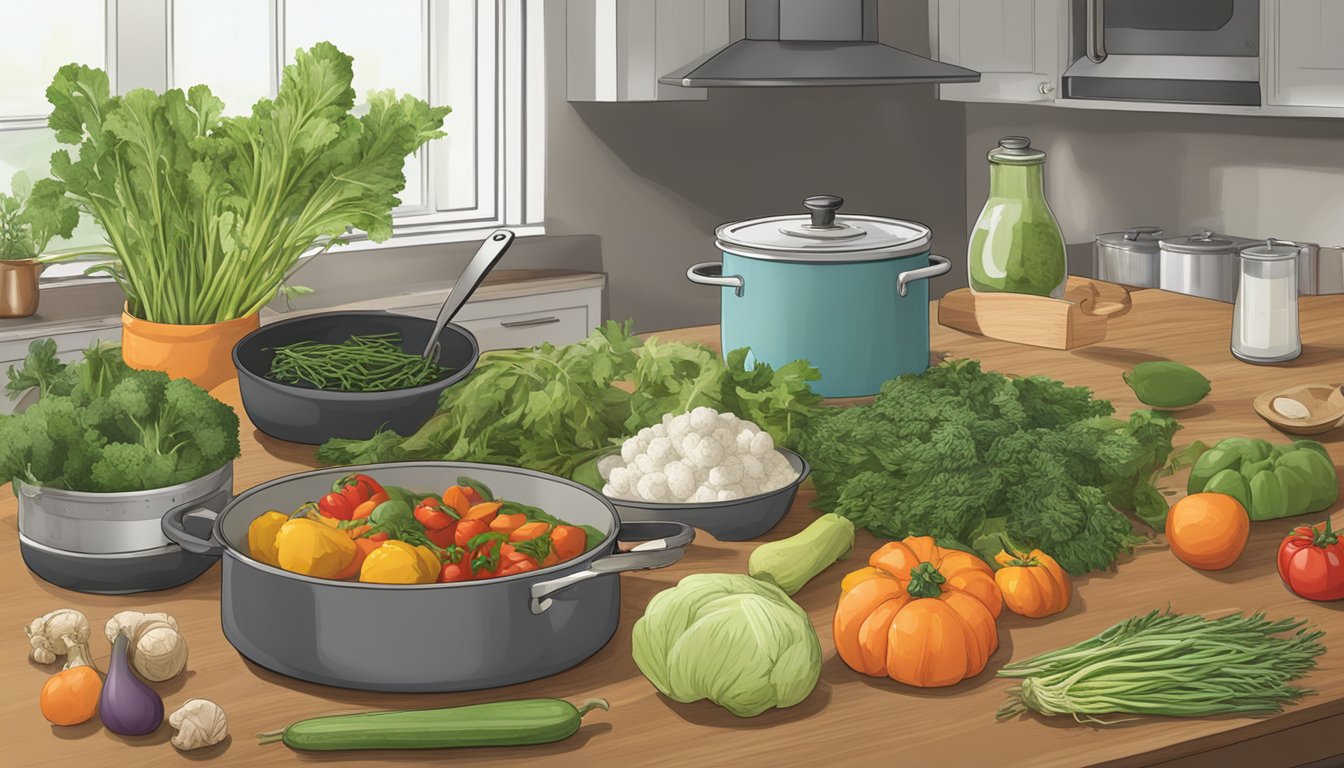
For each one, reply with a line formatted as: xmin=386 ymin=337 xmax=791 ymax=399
xmin=168 ymin=699 xmax=228 ymax=751
xmin=25 ymin=609 xmax=90 ymax=664
xmin=104 ymin=611 xmax=188 ymax=681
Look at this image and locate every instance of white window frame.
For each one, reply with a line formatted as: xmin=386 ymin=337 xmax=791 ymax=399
xmin=0 ymin=0 xmax=544 ymax=264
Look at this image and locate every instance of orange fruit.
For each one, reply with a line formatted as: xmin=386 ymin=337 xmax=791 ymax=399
xmin=1166 ymin=492 xmax=1250 ymax=570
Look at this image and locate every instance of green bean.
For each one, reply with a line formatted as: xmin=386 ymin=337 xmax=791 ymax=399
xmin=996 ymin=610 xmax=1326 ymax=724
xmin=266 ymin=332 xmax=452 ymax=392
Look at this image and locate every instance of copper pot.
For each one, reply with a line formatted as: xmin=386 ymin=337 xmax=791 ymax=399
xmin=0 ymin=259 xmax=42 ymax=318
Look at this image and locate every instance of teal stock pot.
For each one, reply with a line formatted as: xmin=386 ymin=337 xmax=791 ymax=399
xmin=687 ymin=195 xmax=950 ymax=398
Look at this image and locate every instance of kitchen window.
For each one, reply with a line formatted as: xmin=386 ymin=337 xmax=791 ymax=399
xmin=0 ymin=0 xmax=545 ymax=280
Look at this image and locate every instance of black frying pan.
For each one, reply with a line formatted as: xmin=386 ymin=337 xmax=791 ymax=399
xmin=231 ymin=230 xmax=514 ymax=444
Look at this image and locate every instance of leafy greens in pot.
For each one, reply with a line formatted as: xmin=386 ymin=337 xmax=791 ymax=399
xmin=316 ymin=321 xmax=824 ymax=480
xmin=40 ymin=42 xmax=450 ymax=324
xmin=799 ymin=359 xmax=1181 ymax=575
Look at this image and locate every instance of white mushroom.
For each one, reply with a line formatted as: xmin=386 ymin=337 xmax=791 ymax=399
xmin=168 ymin=699 xmax=228 ymax=751
xmin=25 ymin=609 xmax=90 ymax=664
xmin=105 ymin=611 xmax=188 ymax=682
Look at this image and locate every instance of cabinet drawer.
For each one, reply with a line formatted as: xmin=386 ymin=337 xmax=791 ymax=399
xmin=457 ymin=305 xmax=590 ymax=351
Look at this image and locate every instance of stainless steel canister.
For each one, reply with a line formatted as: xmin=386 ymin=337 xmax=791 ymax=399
xmin=1095 ymin=227 xmax=1163 ymax=287
xmin=1159 ymin=230 xmax=1257 ymax=303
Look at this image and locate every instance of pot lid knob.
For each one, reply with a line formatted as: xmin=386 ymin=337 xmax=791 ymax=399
xmin=999 ymin=136 xmax=1031 ymax=150
xmin=803 ymin=195 xmax=844 ymax=229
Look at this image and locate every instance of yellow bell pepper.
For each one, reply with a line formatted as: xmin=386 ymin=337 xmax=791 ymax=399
xmin=275 ymin=518 xmax=356 ymax=578
xmin=246 ymin=511 xmax=290 ymax=567
xmin=360 ymin=540 xmax=437 ymax=584
xmin=414 ymin=544 xmax=440 ymax=580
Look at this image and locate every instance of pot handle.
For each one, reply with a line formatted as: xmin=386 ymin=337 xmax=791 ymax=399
xmin=897 ymin=254 xmax=952 ymax=297
xmin=529 ymin=521 xmax=695 ymax=614
xmin=687 ymin=262 xmax=744 ymax=297
xmin=161 ymin=504 xmax=226 ymax=558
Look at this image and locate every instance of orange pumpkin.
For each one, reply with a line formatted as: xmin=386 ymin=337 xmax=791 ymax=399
xmin=834 ymin=536 xmax=1002 ymax=687
xmin=993 ymin=545 xmax=1071 ymax=618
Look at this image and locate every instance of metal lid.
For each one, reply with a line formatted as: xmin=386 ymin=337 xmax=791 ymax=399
xmin=1159 ymin=229 xmax=1248 ymax=254
xmin=715 ymin=195 xmax=932 ymax=263
xmin=1240 ymin=237 xmax=1303 ymax=262
xmin=987 ymin=136 xmax=1046 ymax=164
xmin=1097 ymin=226 xmax=1164 ymax=252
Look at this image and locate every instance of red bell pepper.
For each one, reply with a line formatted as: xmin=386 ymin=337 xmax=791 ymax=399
xmin=412 ymin=497 xmax=458 ymax=530
xmin=319 ymin=473 xmax=385 ymax=520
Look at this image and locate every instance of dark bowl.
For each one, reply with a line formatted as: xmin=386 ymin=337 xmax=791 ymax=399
xmin=233 ymin=311 xmax=479 ymax=444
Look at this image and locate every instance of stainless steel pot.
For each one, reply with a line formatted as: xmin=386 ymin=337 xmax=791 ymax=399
xmin=18 ymin=464 xmax=233 ymax=554
xmin=161 ymin=461 xmax=694 ymax=692
xmin=1095 ymin=227 xmax=1163 ymax=288
xmin=16 ymin=464 xmax=233 ymax=594
xmin=1159 ymin=230 xmax=1257 ymax=303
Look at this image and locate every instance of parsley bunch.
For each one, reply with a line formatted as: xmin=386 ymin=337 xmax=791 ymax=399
xmin=800 ymin=359 xmax=1180 ymax=575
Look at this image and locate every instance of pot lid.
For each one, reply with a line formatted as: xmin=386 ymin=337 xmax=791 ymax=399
xmin=1097 ymin=226 xmax=1164 ymax=251
xmin=715 ymin=195 xmax=932 ymax=262
xmin=1240 ymin=237 xmax=1303 ymax=262
xmin=987 ymin=136 xmax=1046 ymax=165
xmin=1159 ymin=229 xmax=1252 ymax=254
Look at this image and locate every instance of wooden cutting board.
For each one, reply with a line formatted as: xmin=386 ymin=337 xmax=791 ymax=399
xmin=938 ymin=276 xmax=1133 ymax=350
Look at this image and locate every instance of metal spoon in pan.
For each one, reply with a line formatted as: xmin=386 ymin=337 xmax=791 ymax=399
xmin=423 ymin=229 xmax=516 ymax=361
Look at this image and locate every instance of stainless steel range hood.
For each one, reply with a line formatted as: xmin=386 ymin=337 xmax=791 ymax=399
xmin=659 ymin=0 xmax=979 ymax=88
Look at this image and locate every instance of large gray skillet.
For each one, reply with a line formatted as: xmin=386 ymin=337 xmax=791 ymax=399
xmin=160 ymin=461 xmax=695 ymax=692
xmin=232 ymin=229 xmax=513 ymax=444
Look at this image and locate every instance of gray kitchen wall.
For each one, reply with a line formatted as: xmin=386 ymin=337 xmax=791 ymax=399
xmin=542 ymin=0 xmax=969 ymax=332
xmin=285 ymin=1 xmax=969 ymax=334
xmin=964 ymin=104 xmax=1344 ymax=260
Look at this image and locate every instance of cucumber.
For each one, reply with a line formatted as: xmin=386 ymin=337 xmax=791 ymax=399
xmin=259 ymin=698 xmax=608 ymax=751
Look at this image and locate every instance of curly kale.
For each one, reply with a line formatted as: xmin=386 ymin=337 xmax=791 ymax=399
xmin=0 ymin=346 xmax=240 ymax=492
xmin=802 ymin=360 xmax=1178 ymax=575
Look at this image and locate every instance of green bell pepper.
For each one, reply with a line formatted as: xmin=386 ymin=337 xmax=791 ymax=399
xmin=1187 ymin=438 xmax=1339 ymax=521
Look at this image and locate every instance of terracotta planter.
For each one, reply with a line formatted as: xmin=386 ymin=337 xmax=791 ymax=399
xmin=0 ymin=259 xmax=43 ymax=318
xmin=121 ymin=310 xmax=260 ymax=391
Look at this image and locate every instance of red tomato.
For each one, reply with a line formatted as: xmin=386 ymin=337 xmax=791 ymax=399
xmin=318 ymin=492 xmax=355 ymax=520
xmin=336 ymin=473 xmax=385 ymax=507
xmin=1278 ymin=519 xmax=1344 ymax=601
xmin=437 ymin=562 xmax=473 ymax=583
xmin=425 ymin=524 xmax=459 ymax=550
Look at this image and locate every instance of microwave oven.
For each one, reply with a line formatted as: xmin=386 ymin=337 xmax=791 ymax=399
xmin=1062 ymin=0 xmax=1261 ymax=106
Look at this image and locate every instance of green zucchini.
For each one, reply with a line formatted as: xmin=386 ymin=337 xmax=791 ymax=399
xmin=749 ymin=513 xmax=854 ymax=595
xmin=259 ymin=698 xmax=609 ymax=751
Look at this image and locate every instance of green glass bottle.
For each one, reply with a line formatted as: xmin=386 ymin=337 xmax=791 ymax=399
xmin=968 ymin=136 xmax=1067 ymax=298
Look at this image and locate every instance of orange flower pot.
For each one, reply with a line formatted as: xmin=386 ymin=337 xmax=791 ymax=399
xmin=121 ymin=310 xmax=260 ymax=391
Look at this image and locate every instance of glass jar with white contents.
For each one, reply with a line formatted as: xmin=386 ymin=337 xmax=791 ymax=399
xmin=1231 ymin=239 xmax=1303 ymax=364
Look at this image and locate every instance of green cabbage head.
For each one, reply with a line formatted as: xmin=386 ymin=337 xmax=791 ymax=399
xmin=631 ymin=573 xmax=821 ymax=717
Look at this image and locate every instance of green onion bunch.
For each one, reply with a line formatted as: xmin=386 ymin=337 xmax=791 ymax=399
xmin=996 ymin=610 xmax=1326 ymax=724
xmin=267 ymin=333 xmax=450 ymax=392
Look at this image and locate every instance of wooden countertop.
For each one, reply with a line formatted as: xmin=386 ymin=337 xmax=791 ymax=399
xmin=3 ymin=288 xmax=1344 ymax=768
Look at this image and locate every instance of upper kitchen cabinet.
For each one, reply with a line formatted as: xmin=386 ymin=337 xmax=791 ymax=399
xmin=1265 ymin=0 xmax=1344 ymax=109
xmin=932 ymin=0 xmax=1344 ymax=117
xmin=933 ymin=0 xmax=1064 ymax=104
xmin=567 ymin=0 xmax=731 ymax=101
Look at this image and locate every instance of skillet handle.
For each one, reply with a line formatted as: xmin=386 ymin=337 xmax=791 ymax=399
xmin=529 ymin=521 xmax=695 ymax=614
xmin=161 ymin=504 xmax=225 ymax=558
